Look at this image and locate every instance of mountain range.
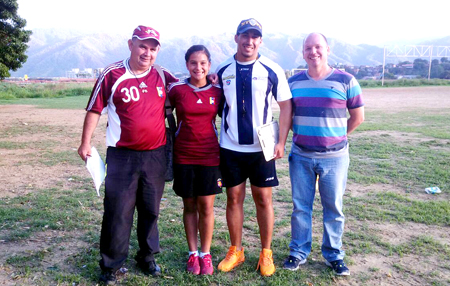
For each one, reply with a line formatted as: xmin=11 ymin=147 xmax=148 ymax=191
xmin=10 ymin=29 xmax=450 ymax=78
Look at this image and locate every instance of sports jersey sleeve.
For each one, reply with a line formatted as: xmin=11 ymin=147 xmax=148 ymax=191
xmin=256 ymin=56 xmax=292 ymax=103
xmin=270 ymin=63 xmax=292 ymax=103
xmin=167 ymin=83 xmax=178 ymax=108
xmin=86 ymin=63 xmax=119 ymax=114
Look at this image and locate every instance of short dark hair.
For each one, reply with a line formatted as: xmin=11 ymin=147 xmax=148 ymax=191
xmin=185 ymin=45 xmax=211 ymax=63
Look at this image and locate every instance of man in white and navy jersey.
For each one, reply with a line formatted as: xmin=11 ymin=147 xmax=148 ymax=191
xmin=78 ymin=25 xmax=178 ymax=284
xmin=215 ymin=18 xmax=292 ymax=277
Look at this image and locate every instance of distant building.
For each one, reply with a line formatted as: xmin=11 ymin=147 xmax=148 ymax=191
xmin=93 ymin=68 xmax=104 ymax=78
xmin=66 ymin=69 xmax=78 ymax=78
xmin=399 ymin=63 xmax=413 ymax=69
xmin=65 ymin=68 xmax=103 ymax=78
xmin=398 ymin=75 xmax=419 ymax=79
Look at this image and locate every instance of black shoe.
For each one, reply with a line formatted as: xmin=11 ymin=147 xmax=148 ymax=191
xmin=99 ymin=270 xmax=116 ymax=285
xmin=325 ymin=259 xmax=350 ymax=276
xmin=137 ymin=259 xmax=162 ymax=277
xmin=283 ymin=255 xmax=307 ymax=271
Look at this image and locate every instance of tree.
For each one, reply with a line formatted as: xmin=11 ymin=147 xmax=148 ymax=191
xmin=355 ymin=69 xmax=368 ymax=79
xmin=0 ymin=0 xmax=32 ymax=79
xmin=345 ymin=68 xmax=357 ymax=77
xmin=413 ymin=59 xmax=428 ymax=78
xmin=384 ymin=72 xmax=396 ymax=79
xmin=430 ymin=65 xmax=444 ymax=79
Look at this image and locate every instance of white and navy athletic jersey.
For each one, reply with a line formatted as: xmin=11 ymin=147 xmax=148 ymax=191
xmin=216 ymin=54 xmax=292 ymax=152
xmin=86 ymin=59 xmax=178 ymax=151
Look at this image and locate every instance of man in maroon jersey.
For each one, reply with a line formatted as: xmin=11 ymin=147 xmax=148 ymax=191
xmin=78 ymin=25 xmax=178 ymax=285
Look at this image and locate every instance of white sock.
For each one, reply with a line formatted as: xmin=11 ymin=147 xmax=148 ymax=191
xmin=189 ymin=250 xmax=199 ymax=257
xmin=199 ymin=252 xmax=210 ymax=258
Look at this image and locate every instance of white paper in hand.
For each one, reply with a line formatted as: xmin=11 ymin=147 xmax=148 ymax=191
xmin=256 ymin=121 xmax=279 ymax=161
xmin=85 ymin=146 xmax=105 ymax=196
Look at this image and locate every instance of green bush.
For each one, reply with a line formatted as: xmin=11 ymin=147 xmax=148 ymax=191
xmin=0 ymin=82 xmax=93 ymax=99
xmin=359 ymin=78 xmax=450 ymax=88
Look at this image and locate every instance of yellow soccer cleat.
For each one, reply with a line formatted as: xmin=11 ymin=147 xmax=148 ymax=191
xmin=257 ymin=248 xmax=276 ymax=276
xmin=218 ymin=246 xmax=245 ymax=272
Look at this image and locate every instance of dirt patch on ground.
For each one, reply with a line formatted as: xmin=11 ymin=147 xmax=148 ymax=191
xmin=347 ymin=182 xmax=447 ymax=202
xmin=0 ymin=105 xmax=107 ymax=198
xmin=363 ymin=86 xmax=450 ymax=112
xmin=349 ymin=252 xmax=448 ymax=286
xmin=373 ymin=221 xmax=449 ymax=246
xmin=0 ymin=230 xmax=90 ymax=286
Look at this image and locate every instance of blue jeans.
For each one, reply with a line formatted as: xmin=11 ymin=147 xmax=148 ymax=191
xmin=288 ymin=151 xmax=349 ymax=262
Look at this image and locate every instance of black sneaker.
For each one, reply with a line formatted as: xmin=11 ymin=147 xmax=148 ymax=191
xmin=99 ymin=270 xmax=116 ymax=285
xmin=325 ymin=259 xmax=350 ymax=276
xmin=137 ymin=259 xmax=162 ymax=277
xmin=283 ymin=255 xmax=307 ymax=271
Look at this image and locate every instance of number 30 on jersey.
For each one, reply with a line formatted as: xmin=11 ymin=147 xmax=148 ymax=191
xmin=121 ymin=86 xmax=140 ymax=103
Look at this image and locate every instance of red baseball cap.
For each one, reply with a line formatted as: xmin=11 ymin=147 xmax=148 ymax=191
xmin=132 ymin=25 xmax=161 ymax=46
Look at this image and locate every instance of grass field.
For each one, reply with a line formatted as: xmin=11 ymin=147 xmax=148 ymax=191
xmin=0 ymin=85 xmax=449 ymax=285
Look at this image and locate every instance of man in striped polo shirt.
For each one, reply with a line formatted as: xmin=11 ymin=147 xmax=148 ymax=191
xmin=283 ymin=33 xmax=364 ymax=276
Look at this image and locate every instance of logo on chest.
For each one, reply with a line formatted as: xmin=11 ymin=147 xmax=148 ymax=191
xmin=196 ymin=97 xmax=215 ymax=105
xmin=157 ymin=86 xmax=164 ymax=98
xmin=223 ymin=75 xmax=236 ymax=80
xmin=223 ymin=74 xmax=235 ymax=86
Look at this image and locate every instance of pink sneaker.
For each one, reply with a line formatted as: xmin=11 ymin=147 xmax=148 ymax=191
xmin=199 ymin=254 xmax=214 ymax=275
xmin=187 ymin=254 xmax=200 ymax=275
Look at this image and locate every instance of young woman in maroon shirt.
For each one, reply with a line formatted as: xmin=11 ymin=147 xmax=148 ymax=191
xmin=168 ymin=45 xmax=222 ymax=275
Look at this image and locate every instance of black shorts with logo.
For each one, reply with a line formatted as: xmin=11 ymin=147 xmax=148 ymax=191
xmin=173 ymin=164 xmax=223 ymax=198
xmin=219 ymin=147 xmax=279 ymax=188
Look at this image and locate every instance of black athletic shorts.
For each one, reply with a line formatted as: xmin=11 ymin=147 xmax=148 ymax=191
xmin=219 ymin=147 xmax=279 ymax=188
xmin=173 ymin=164 xmax=223 ymax=198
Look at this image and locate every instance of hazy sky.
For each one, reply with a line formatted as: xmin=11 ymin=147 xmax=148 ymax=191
xmin=17 ymin=0 xmax=448 ymax=46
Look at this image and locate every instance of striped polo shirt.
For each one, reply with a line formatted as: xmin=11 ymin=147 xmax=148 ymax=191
xmin=289 ymin=68 xmax=364 ymax=156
